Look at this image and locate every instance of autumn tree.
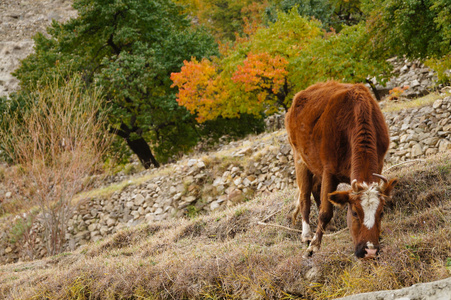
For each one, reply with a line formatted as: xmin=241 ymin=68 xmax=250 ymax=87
xmin=172 ymin=7 xmax=398 ymax=121
xmin=231 ymin=52 xmax=289 ymax=112
xmin=171 ymin=9 xmax=323 ymax=121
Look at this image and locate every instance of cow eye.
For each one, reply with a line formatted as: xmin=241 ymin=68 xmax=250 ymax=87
xmin=380 ymin=211 xmax=384 ymax=218
xmin=352 ymin=210 xmax=358 ymax=218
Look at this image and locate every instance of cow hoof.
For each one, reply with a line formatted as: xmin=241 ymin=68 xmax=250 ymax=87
xmin=305 ymin=244 xmax=319 ymax=257
xmin=301 ymin=235 xmax=312 ymax=244
xmin=303 ymin=245 xmax=319 ymax=258
xmin=304 ymin=250 xmax=314 ymax=258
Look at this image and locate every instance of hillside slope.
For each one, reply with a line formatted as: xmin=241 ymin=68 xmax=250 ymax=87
xmin=0 ymin=151 xmax=450 ymax=299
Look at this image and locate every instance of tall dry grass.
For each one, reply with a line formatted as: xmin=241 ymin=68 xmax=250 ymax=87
xmin=0 ymin=76 xmax=111 ymax=257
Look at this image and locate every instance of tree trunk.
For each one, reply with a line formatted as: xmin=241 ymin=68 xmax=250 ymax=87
xmin=124 ymin=136 xmax=160 ymax=168
xmin=366 ymin=79 xmax=381 ymax=101
xmin=112 ymin=122 xmax=160 ymax=169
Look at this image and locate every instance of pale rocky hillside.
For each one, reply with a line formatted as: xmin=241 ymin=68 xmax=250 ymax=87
xmin=0 ymin=0 xmax=76 ymax=97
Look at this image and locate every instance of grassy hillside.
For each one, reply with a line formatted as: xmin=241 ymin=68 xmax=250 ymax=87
xmin=0 ymin=153 xmax=450 ymax=299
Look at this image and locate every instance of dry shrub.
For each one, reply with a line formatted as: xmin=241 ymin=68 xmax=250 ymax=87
xmin=0 ymin=75 xmax=111 ymax=257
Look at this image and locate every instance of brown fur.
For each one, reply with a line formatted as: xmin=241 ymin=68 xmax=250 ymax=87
xmin=285 ymin=81 xmax=395 ymax=257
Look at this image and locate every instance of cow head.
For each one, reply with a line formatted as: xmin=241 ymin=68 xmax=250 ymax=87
xmin=328 ymin=174 xmax=397 ymax=259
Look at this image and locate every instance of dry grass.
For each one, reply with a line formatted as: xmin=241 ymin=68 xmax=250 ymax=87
xmin=381 ymin=92 xmax=444 ymax=113
xmin=0 ymin=153 xmax=450 ymax=299
xmin=74 ymin=167 xmax=175 ymax=202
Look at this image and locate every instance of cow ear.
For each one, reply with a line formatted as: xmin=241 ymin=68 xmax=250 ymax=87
xmin=328 ymin=190 xmax=350 ymax=207
xmin=382 ymin=178 xmax=398 ymax=196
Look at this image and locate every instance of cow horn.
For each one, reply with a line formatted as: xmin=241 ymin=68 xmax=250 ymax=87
xmin=373 ymin=173 xmax=388 ymax=184
xmin=351 ymin=179 xmax=359 ymax=192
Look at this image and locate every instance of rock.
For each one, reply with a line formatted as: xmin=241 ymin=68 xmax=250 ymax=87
xmin=88 ymin=223 xmax=97 ymax=232
xmin=216 ymin=195 xmax=227 ymax=203
xmin=233 ymin=177 xmax=242 ymax=186
xmin=410 ymin=79 xmax=420 ymax=88
xmin=5 ymin=192 xmax=12 ymax=198
xmin=423 ymin=137 xmax=439 ymax=145
xmin=184 ymin=196 xmax=197 ymax=204
xmin=235 ymin=147 xmax=253 ymax=156
xmin=433 ymin=99 xmax=443 ymax=109
xmin=227 ymin=189 xmax=244 ymax=205
xmin=335 ymin=277 xmax=451 ymax=300
xmin=438 ymin=139 xmax=451 ymax=152
xmin=187 ymin=159 xmax=198 ymax=167
xmin=210 ymin=201 xmax=220 ymax=211
xmin=131 ymin=211 xmax=140 ymax=219
xmin=106 ymin=218 xmax=116 ymax=227
xmin=100 ymin=226 xmax=109 ymax=236
xmin=134 ymin=194 xmax=145 ymax=206
xmin=173 ymin=193 xmax=182 ymax=201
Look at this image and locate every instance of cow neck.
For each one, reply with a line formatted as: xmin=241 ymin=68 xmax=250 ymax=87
xmin=350 ymin=92 xmax=379 ymax=184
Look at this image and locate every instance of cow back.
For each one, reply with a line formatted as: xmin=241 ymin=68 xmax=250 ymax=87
xmin=285 ymin=81 xmax=389 ymax=183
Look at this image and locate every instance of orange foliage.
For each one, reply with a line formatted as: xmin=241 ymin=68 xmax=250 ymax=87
xmin=232 ymin=52 xmax=289 ymax=98
xmin=172 ymin=52 xmax=290 ymax=122
xmin=171 ymin=58 xmax=226 ymax=123
xmin=388 ymin=85 xmax=409 ymax=100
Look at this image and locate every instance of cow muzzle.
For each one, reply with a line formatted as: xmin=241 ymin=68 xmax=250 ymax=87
xmin=355 ymin=241 xmax=379 ymax=259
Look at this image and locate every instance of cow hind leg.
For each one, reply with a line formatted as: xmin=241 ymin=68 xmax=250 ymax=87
xmin=291 ymin=155 xmax=314 ymax=243
xmin=312 ymin=175 xmax=321 ymax=208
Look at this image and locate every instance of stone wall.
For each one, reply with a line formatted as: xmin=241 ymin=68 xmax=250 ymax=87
xmin=1 ymin=95 xmax=450 ymax=263
xmin=385 ymin=97 xmax=451 ymax=161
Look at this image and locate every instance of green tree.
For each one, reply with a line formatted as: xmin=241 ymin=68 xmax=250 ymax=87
xmin=362 ymin=0 xmax=451 ymax=59
xmin=177 ymin=0 xmax=268 ymax=41
xmin=266 ymin=0 xmax=364 ymax=31
xmin=290 ymin=23 xmax=392 ymax=94
xmin=13 ymin=0 xmax=219 ymax=168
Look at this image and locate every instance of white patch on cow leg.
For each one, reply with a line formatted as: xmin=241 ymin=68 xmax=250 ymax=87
xmin=360 ymin=183 xmax=380 ymax=229
xmin=301 ymin=220 xmax=311 ymax=242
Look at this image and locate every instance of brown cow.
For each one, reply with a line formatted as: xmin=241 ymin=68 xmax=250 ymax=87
xmin=285 ymin=81 xmax=397 ymax=258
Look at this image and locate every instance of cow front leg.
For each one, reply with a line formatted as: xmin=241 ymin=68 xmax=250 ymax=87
xmin=306 ymin=173 xmax=337 ymax=256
